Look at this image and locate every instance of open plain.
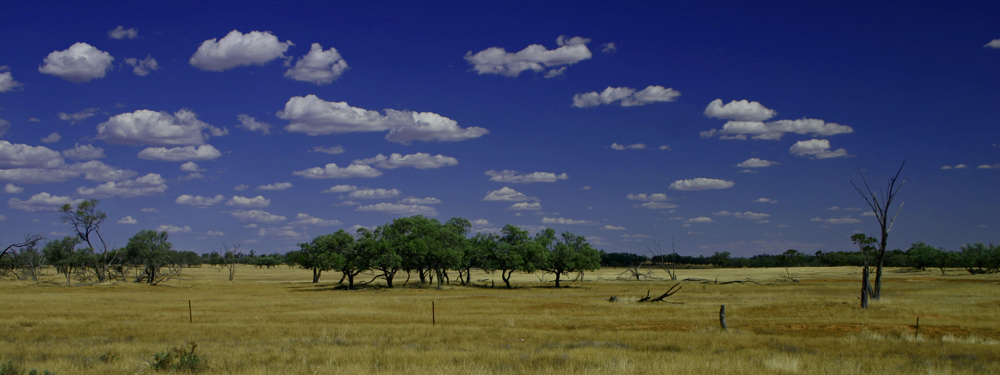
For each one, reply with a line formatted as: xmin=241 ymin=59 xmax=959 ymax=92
xmin=2 ymin=266 xmax=998 ymax=374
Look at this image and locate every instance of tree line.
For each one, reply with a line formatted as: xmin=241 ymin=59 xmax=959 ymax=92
xmin=602 ymin=241 xmax=1000 ymax=275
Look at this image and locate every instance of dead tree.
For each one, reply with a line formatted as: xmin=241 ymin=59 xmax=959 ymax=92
xmin=851 ymin=161 xmax=905 ymax=301
xmin=638 ymin=283 xmax=682 ymax=302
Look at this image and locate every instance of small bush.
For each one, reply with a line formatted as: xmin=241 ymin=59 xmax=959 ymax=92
xmin=98 ymin=351 xmax=119 ymax=363
xmin=150 ymin=343 xmax=204 ymax=373
xmin=0 ymin=361 xmax=54 ymax=375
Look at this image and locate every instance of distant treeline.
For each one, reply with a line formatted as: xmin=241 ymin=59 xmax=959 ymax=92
xmin=601 ymin=242 xmax=1000 ymax=275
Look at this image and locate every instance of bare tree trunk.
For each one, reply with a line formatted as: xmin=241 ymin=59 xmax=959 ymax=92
xmin=861 ymin=263 xmax=870 ymax=309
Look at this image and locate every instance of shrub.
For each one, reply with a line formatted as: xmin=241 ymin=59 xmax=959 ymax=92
xmin=0 ymin=361 xmax=54 ymax=375
xmin=150 ymin=343 xmax=204 ymax=373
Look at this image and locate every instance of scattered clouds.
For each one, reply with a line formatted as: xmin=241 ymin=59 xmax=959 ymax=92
xmin=230 ymin=209 xmax=287 ymax=224
xmin=311 ymin=146 xmax=344 ymax=155
xmin=76 ymin=173 xmax=168 ymax=198
xmin=137 ymin=144 xmax=222 ymax=161
xmin=156 ymin=224 xmax=192 ymax=234
xmin=117 ymin=216 xmax=138 ymax=224
xmin=941 ymin=164 xmax=969 ymax=170
xmin=108 ymin=26 xmax=138 ymax=40
xmin=600 ymin=43 xmax=617 ymax=53
xmin=258 ymin=182 xmax=293 ymax=191
xmin=789 ymin=139 xmax=848 ymax=159
xmin=627 ymin=193 xmax=668 ymax=201
xmin=206 ymin=230 xmax=225 ymax=237
xmin=285 ymin=43 xmax=348 ymax=85
xmin=704 ymin=99 xmax=777 ymax=121
xmin=38 ymin=43 xmax=114 ymax=83
xmin=978 ymin=164 xmax=1000 ymax=169
xmin=753 ymin=198 xmax=778 ymax=204
xmin=483 ymin=187 xmax=532 ymax=202
xmin=985 ymin=39 xmax=1000 ymax=49
xmin=0 ymin=72 xmax=23 ymax=92
xmin=464 ymin=35 xmax=592 ymax=78
xmin=736 ymin=158 xmax=778 ymax=168
xmin=62 ymin=144 xmax=105 ymax=160
xmin=4 ymin=183 xmax=23 ymax=193
xmin=485 ymin=170 xmax=568 ymax=183
xmin=669 ymin=178 xmax=735 ymax=191
xmin=289 ymin=213 xmax=343 ymax=226
xmin=636 ymin=201 xmax=679 ymax=210
xmin=236 ymin=114 xmax=272 ymax=134
xmin=541 ymin=217 xmax=598 ymax=225
xmin=293 ymin=163 xmax=382 ymax=179
xmin=354 ymin=153 xmax=458 ymax=169
xmin=41 ymin=133 xmax=61 ymax=143
xmin=610 ymin=143 xmax=669 ymax=150
xmin=356 ymin=202 xmax=437 ymax=216
xmin=714 ymin=210 xmax=771 ymax=222
xmin=189 ymin=30 xmax=293 ymax=71
xmin=278 ymin=95 xmax=488 ymax=143
xmin=8 ymin=192 xmax=83 ymax=212
xmin=58 ymin=108 xmax=98 ymax=124
xmin=97 ymin=109 xmax=225 ymax=146
xmin=508 ymin=202 xmax=541 ymax=210
xmin=400 ymin=197 xmax=442 ymax=205
xmin=257 ymin=226 xmax=306 ymax=239
xmin=180 ymin=162 xmax=203 ymax=172
xmin=602 ymin=224 xmax=625 ymax=230
xmin=572 ymin=85 xmax=680 ymax=108
xmin=124 ymin=55 xmax=158 ymax=76
xmin=811 ymin=217 xmax=862 ymax=224
xmin=701 ymin=118 xmax=853 ymax=140
xmin=322 ymin=184 xmax=357 ymax=193
xmin=226 ymin=195 xmax=270 ymax=208
xmin=348 ymin=188 xmax=401 ymax=200
xmin=686 ymin=217 xmax=713 ymax=223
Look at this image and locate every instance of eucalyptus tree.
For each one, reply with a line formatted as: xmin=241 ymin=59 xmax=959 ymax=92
xmin=538 ymin=229 xmax=602 ymax=287
xmin=358 ymin=226 xmax=402 ymax=288
xmin=296 ymin=233 xmax=345 ymax=283
xmin=43 ymin=236 xmax=82 ymax=285
xmin=324 ymin=229 xmax=364 ymax=289
xmin=487 ymin=224 xmax=544 ymax=289
xmin=425 ymin=217 xmax=471 ymax=289
xmin=60 ymin=199 xmax=114 ymax=282
xmin=124 ymin=230 xmax=173 ymax=284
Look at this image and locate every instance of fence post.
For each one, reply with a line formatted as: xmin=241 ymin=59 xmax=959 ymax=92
xmin=719 ymin=305 xmax=728 ymax=330
xmin=188 ymin=300 xmax=193 ymax=323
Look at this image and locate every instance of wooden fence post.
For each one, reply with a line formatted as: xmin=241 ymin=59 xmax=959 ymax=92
xmin=719 ymin=305 xmax=728 ymax=330
xmin=188 ymin=300 xmax=193 ymax=323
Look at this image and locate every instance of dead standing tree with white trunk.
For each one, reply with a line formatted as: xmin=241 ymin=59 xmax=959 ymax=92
xmin=851 ymin=161 xmax=905 ymax=301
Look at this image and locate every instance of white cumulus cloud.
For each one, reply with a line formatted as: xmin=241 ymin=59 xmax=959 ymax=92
xmin=258 ymin=182 xmax=293 ymax=191
xmin=985 ymin=39 xmax=1000 ymax=49
xmin=236 ymin=114 xmax=272 ymax=134
xmin=62 ymin=144 xmax=106 ymax=160
xmin=117 ymin=216 xmax=138 ymax=224
xmin=231 ymin=209 xmax=286 ymax=224
xmin=702 ymin=118 xmax=853 ymax=140
xmin=508 ymin=202 xmax=542 ymax=210
xmin=8 ymin=192 xmax=84 ymax=212
xmin=108 ymin=26 xmax=138 ymax=40
xmin=669 ymin=178 xmax=735 ymax=191
xmin=98 ymin=109 xmax=225 ymax=146
xmin=293 ymin=163 xmax=382 ymax=179
xmin=789 ymin=139 xmax=848 ymax=159
xmin=354 ymin=153 xmax=458 ymax=169
xmin=289 ymin=213 xmax=343 ymax=226
xmin=485 ymin=170 xmax=568 ymax=183
xmin=611 ymin=143 xmax=647 ymax=150
xmin=811 ymin=217 xmax=862 ymax=224
xmin=348 ymin=188 xmax=401 ymax=200
xmin=572 ymin=86 xmax=680 ymax=108
xmin=226 ymin=195 xmax=270 ymax=208
xmin=704 ymin=99 xmax=777 ymax=121
xmin=541 ymin=217 xmax=598 ymax=225
xmin=285 ymin=43 xmax=348 ymax=85
xmin=38 ymin=43 xmax=114 ymax=83
xmin=483 ymin=187 xmax=532 ymax=202
xmin=278 ymin=95 xmax=487 ymax=143
xmin=0 ymin=72 xmax=23 ymax=92
xmin=189 ymin=30 xmax=293 ymax=71
xmin=464 ymin=35 xmax=593 ymax=78
xmin=736 ymin=158 xmax=778 ymax=168
xmin=4 ymin=183 xmax=23 ymax=193
xmin=76 ymin=173 xmax=168 ymax=198
xmin=322 ymin=184 xmax=357 ymax=193
xmin=156 ymin=224 xmax=192 ymax=234
xmin=137 ymin=144 xmax=222 ymax=161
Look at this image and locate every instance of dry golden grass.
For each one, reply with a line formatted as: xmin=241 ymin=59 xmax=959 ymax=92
xmin=2 ymin=265 xmax=998 ymax=374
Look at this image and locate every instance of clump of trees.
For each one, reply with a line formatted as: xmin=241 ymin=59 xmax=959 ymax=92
xmin=288 ymin=216 xmax=602 ymax=289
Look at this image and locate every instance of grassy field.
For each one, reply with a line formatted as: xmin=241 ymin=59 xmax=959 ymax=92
xmin=2 ymin=265 xmax=998 ymax=374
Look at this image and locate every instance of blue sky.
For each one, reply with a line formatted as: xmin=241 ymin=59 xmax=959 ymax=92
xmin=1 ymin=1 xmax=997 ymax=256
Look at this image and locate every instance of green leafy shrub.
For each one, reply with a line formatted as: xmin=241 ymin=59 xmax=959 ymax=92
xmin=0 ymin=361 xmax=54 ymax=375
